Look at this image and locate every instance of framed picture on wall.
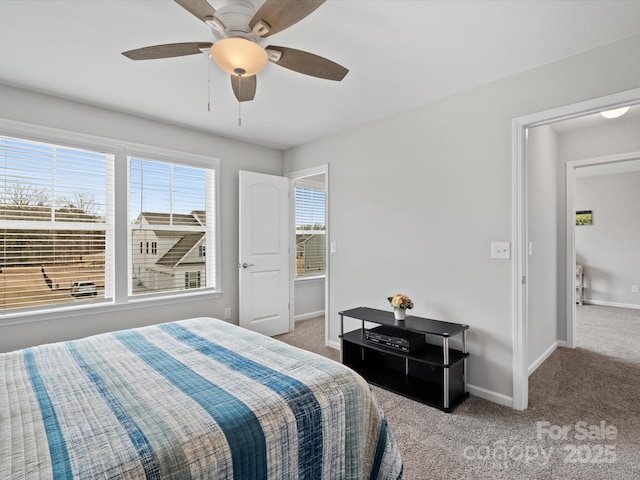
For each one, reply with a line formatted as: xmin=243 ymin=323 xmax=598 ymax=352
xmin=576 ymin=210 xmax=593 ymax=226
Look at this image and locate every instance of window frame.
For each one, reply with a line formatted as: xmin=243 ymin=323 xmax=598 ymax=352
xmin=0 ymin=119 xmax=221 ymax=324
xmin=126 ymin=150 xmax=216 ymax=300
xmin=293 ymin=178 xmax=327 ymax=279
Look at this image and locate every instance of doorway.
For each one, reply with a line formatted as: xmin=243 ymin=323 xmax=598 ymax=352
xmin=285 ymin=165 xmax=329 ymax=346
xmin=566 ymin=152 xmax=640 ymax=348
xmin=512 ymin=87 xmax=640 ymax=410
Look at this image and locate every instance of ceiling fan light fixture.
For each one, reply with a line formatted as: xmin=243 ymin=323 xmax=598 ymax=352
xmin=600 ymin=106 xmax=630 ymax=119
xmin=210 ymin=38 xmax=268 ymax=76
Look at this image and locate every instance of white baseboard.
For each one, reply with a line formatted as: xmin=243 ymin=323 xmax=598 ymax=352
xmin=294 ymin=310 xmax=325 ymax=322
xmin=327 ymin=339 xmax=340 ymax=350
xmin=583 ymin=299 xmax=640 ymax=310
xmin=466 ymin=383 xmax=512 ymax=408
xmin=528 ymin=340 xmax=566 ymax=376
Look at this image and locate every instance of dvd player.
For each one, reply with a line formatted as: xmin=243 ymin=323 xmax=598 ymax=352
xmin=364 ymin=325 xmax=426 ymax=352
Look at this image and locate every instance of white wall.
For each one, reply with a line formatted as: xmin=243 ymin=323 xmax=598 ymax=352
xmin=575 ymin=172 xmax=640 ymax=307
xmin=284 ymin=33 xmax=640 ymax=403
xmin=0 ymin=83 xmax=283 ymax=352
xmin=526 ymin=125 xmax=559 ymax=370
xmin=294 ymin=278 xmax=325 ymax=321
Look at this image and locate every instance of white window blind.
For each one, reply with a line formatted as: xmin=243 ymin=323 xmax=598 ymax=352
xmin=0 ymin=135 xmax=113 ymax=312
xmin=295 ymin=185 xmax=326 ymax=277
xmin=129 ymin=156 xmax=214 ymax=296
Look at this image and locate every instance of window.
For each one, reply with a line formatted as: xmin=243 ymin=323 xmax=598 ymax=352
xmin=0 ymin=135 xmax=112 ymax=312
xmin=0 ymin=124 xmax=220 ymax=318
xmin=295 ymin=182 xmax=326 ymax=277
xmin=129 ymin=157 xmax=214 ymax=297
xmin=185 ymin=271 xmax=201 ymax=289
xmin=199 ymin=245 xmax=205 ymax=257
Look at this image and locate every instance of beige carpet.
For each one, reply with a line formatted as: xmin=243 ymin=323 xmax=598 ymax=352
xmin=275 ymin=306 xmax=640 ymax=480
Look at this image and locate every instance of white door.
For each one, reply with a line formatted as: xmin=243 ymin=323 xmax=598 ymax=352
xmin=239 ymin=171 xmax=290 ymax=336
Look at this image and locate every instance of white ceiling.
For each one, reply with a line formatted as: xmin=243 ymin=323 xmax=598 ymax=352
xmin=2 ymin=1 xmax=640 ymax=150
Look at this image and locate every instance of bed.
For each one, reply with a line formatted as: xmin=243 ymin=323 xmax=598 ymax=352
xmin=0 ymin=317 xmax=403 ymax=479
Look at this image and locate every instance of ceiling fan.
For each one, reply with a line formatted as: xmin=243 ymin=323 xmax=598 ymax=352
xmin=122 ymin=0 xmax=349 ymax=103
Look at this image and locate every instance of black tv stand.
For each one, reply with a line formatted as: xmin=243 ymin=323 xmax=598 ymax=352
xmin=339 ymin=307 xmax=469 ymax=412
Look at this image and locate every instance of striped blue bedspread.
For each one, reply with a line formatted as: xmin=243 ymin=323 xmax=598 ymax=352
xmin=1 ymin=317 xmax=403 ymax=479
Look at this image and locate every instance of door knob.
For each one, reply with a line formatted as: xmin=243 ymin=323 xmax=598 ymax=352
xmin=240 ymin=262 xmax=255 ymax=269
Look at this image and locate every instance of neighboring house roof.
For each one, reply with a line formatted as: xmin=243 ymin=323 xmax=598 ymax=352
xmin=0 ymin=205 xmax=101 ymax=222
xmin=138 ymin=212 xmax=202 ymax=227
xmin=296 ymin=233 xmax=324 ymax=246
xmin=137 ymin=230 xmax=191 ymax=238
xmin=155 ymin=233 xmax=204 ymax=267
xmin=133 ymin=211 xmax=206 ymax=268
xmin=192 ymin=210 xmax=206 ymax=226
xmin=132 ymin=211 xmax=203 ymax=236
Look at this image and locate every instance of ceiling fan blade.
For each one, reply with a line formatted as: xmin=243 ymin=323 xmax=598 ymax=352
xmin=174 ymin=0 xmax=221 ymax=25
xmin=122 ymin=42 xmax=212 ymax=60
xmin=266 ymin=46 xmax=348 ymax=81
xmin=250 ymin=0 xmax=325 ymax=37
xmin=231 ymin=75 xmax=257 ymax=102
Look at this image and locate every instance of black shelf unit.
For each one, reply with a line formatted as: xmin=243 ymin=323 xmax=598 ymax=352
xmin=339 ymin=307 xmax=469 ymax=412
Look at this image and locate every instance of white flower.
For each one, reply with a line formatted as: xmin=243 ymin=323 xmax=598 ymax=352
xmin=387 ymin=294 xmax=414 ymax=310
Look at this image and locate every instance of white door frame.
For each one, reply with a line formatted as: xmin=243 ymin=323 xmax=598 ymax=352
xmin=285 ymin=164 xmax=329 ymax=344
xmin=512 ymin=88 xmax=640 ymax=410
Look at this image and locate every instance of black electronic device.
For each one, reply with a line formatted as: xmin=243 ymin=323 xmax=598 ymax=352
xmin=365 ymin=325 xmax=426 ymax=352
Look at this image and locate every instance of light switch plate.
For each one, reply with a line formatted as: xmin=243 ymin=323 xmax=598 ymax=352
xmin=491 ymin=242 xmax=511 ymax=260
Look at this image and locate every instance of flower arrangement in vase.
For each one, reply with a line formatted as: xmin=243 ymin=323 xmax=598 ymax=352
xmin=387 ymin=293 xmax=414 ymax=320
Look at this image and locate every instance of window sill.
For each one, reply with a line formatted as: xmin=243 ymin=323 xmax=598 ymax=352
xmin=0 ymin=290 xmax=223 ymax=327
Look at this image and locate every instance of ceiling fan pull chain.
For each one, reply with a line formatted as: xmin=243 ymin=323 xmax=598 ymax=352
xmin=238 ymin=74 xmax=242 ymax=127
xmin=207 ymin=58 xmax=212 ymax=112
